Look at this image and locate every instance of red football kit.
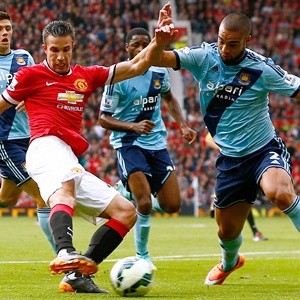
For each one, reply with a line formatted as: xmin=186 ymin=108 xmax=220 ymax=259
xmin=2 ymin=60 xmax=115 ymax=156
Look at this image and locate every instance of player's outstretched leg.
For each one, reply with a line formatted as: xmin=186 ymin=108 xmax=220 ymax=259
xmin=205 ymin=254 xmax=245 ymax=285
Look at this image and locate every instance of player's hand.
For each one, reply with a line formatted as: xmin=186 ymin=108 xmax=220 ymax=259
xmin=15 ymin=101 xmax=26 ymax=112
xmin=157 ymin=1 xmax=172 ymax=29
xmin=181 ymin=127 xmax=197 ymax=144
xmin=155 ymin=2 xmax=178 ymax=46
xmin=134 ymin=120 xmax=156 ymax=135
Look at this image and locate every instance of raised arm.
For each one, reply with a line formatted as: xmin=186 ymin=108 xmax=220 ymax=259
xmin=112 ymin=2 xmax=177 ymax=83
xmin=145 ymin=3 xmax=178 ymax=68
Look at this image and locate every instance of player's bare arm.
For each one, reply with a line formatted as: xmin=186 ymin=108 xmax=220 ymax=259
xmin=99 ymin=113 xmax=155 ymax=135
xmin=162 ymin=91 xmax=197 ymax=144
xmin=0 ymin=95 xmax=12 ymax=114
xmin=112 ymin=46 xmax=150 ymax=84
xmin=146 ymin=27 xmax=177 ymax=68
xmin=112 ymin=3 xmax=177 ymax=83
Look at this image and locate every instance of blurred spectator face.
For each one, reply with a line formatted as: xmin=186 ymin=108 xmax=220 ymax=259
xmin=217 ymin=25 xmax=251 ymax=65
xmin=0 ymin=18 xmax=12 ymax=55
xmin=126 ymin=34 xmax=150 ymax=60
xmin=42 ymin=35 xmax=74 ymax=75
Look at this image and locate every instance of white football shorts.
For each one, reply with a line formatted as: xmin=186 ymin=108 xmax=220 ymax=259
xmin=26 ymin=135 xmax=119 ymax=225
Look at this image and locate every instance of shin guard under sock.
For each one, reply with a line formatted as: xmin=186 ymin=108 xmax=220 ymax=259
xmin=219 ymin=233 xmax=243 ymax=271
xmin=134 ymin=211 xmax=150 ymax=256
xmin=84 ymin=218 xmax=129 ymax=264
xmin=49 ymin=204 xmax=75 ymax=254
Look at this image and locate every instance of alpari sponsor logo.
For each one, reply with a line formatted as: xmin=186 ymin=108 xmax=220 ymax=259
xmin=0 ymin=70 xmax=14 ymax=86
xmin=7 ymin=76 xmax=18 ymax=91
xmin=207 ymin=81 xmax=244 ymax=102
xmin=133 ymin=95 xmax=158 ymax=111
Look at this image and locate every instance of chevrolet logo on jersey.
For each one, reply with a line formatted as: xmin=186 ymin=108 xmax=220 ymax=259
xmin=58 ymin=91 xmax=84 ymax=104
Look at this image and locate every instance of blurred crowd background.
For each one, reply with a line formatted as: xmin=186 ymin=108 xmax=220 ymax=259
xmin=1 ymin=0 xmax=300 ymax=214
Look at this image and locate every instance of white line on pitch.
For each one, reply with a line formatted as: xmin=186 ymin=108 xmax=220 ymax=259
xmin=0 ymin=250 xmax=299 ymax=264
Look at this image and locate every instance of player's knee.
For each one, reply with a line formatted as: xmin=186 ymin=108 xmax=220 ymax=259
xmin=264 ymin=186 xmax=295 ymax=210
xmin=48 ymin=193 xmax=76 ymax=209
xmin=136 ymin=197 xmax=152 ymax=214
xmin=117 ymin=199 xmax=137 ymax=229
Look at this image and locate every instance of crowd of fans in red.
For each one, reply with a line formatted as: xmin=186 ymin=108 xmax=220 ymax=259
xmin=2 ymin=0 xmax=300 ymax=212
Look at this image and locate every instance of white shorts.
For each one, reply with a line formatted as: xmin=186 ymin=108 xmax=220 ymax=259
xmin=26 ymin=136 xmax=119 ymax=225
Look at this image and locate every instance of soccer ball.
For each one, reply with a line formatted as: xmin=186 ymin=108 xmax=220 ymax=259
xmin=110 ymin=256 xmax=154 ymax=297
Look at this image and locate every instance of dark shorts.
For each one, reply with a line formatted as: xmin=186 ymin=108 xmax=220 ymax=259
xmin=0 ymin=139 xmax=30 ymax=186
xmin=116 ymin=146 xmax=175 ymax=196
xmin=215 ymin=137 xmax=292 ymax=208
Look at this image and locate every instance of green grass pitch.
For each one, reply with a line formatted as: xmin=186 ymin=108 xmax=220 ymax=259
xmin=0 ymin=215 xmax=299 ymax=299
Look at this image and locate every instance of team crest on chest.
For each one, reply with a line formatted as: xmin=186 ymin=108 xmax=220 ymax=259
xmin=16 ymin=57 xmax=26 ymax=65
xmin=238 ymin=73 xmax=251 ymax=86
xmin=153 ymin=79 xmax=161 ymax=89
xmin=74 ymin=79 xmax=88 ymax=91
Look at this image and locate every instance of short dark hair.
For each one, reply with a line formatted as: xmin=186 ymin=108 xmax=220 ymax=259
xmin=42 ymin=20 xmax=75 ymax=44
xmin=126 ymin=27 xmax=150 ymax=44
xmin=0 ymin=11 xmax=11 ymax=21
xmin=220 ymin=13 xmax=252 ymax=36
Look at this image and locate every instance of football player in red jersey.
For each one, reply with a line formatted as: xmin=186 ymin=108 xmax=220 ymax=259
xmin=0 ymin=11 xmax=176 ymax=293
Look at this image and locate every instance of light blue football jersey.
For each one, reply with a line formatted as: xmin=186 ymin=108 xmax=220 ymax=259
xmin=174 ymin=42 xmax=300 ymax=157
xmin=101 ymin=66 xmax=171 ymax=150
xmin=0 ymin=49 xmax=34 ymax=140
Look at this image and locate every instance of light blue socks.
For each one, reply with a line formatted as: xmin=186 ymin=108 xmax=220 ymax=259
xmin=219 ymin=233 xmax=243 ymax=271
xmin=135 ymin=211 xmax=151 ymax=257
xmin=37 ymin=207 xmax=56 ymax=253
xmin=283 ymin=196 xmax=300 ymax=232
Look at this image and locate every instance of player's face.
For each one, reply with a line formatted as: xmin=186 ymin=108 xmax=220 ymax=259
xmin=0 ymin=19 xmax=12 ymax=55
xmin=42 ymin=35 xmax=74 ymax=75
xmin=218 ymin=26 xmax=251 ymax=65
xmin=126 ymin=35 xmax=150 ymax=60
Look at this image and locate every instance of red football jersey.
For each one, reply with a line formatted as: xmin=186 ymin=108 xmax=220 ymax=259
xmin=3 ymin=60 xmax=114 ymax=156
